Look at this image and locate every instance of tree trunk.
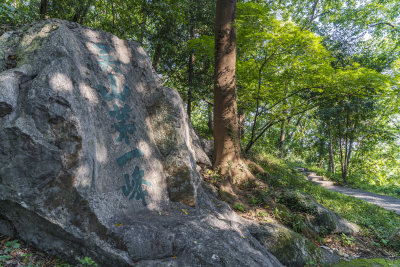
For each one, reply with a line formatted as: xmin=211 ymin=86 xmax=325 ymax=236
xmin=73 ymin=0 xmax=91 ymax=24
xmin=279 ymin=121 xmax=286 ymax=158
xmin=207 ymin=103 xmax=213 ymax=134
xmin=328 ymin=125 xmax=335 ymax=173
xmin=187 ymin=0 xmax=195 ymax=121
xmin=318 ymin=135 xmax=325 ymax=168
xmin=213 ymin=0 xmax=252 ymax=183
xmin=79 ymin=1 xmax=91 ymax=24
xmin=40 ymin=0 xmax=48 ymax=19
xmin=152 ymin=44 xmax=162 ymax=71
xmin=238 ymin=109 xmax=245 ymax=140
xmin=139 ymin=4 xmax=147 ymax=44
xmin=338 ymin=120 xmax=347 ymax=184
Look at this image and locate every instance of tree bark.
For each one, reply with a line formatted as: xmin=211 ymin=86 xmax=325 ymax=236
xmin=318 ymin=134 xmax=325 ymax=168
xmin=40 ymin=0 xmax=48 ymax=19
xmin=238 ymin=109 xmax=245 ymax=140
xmin=279 ymin=121 xmax=286 ymax=158
xmin=328 ymin=124 xmax=335 ymax=173
xmin=309 ymin=0 xmax=319 ymax=22
xmin=213 ymin=0 xmax=252 ymax=183
xmin=207 ymin=103 xmax=213 ymax=134
xmin=72 ymin=0 xmax=91 ymax=24
xmin=152 ymin=44 xmax=162 ymax=72
xmin=338 ymin=118 xmax=347 ymax=184
xmin=79 ymin=1 xmax=91 ymax=24
xmin=187 ymin=0 xmax=195 ymax=121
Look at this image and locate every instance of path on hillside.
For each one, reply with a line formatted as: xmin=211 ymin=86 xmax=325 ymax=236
xmin=296 ymin=168 xmax=400 ymax=215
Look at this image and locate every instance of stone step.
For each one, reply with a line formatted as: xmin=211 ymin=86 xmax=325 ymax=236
xmin=308 ymin=175 xmax=324 ymax=181
xmin=295 ymin=167 xmax=307 ymax=172
xmin=303 ymin=172 xmax=317 ymax=176
xmin=311 ymin=180 xmax=335 ymax=187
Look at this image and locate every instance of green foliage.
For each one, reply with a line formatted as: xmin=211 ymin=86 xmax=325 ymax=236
xmin=0 ymin=254 xmax=11 ymax=264
xmin=4 ymin=240 xmax=20 ymax=253
xmin=340 ymin=233 xmax=355 ymax=246
xmin=233 ymin=203 xmax=245 ymax=212
xmin=332 ymin=258 xmax=400 ymax=267
xmin=0 ymin=3 xmax=17 ymax=24
xmin=79 ymin=257 xmax=98 ymax=267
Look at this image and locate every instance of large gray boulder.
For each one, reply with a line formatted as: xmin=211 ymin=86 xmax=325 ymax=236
xmin=0 ymin=20 xmax=282 ymax=266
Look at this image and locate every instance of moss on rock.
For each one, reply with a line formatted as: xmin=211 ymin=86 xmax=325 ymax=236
xmin=249 ymin=223 xmax=326 ymax=267
xmin=270 ymin=228 xmax=323 ymax=266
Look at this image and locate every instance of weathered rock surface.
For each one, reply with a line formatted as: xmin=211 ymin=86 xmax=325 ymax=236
xmin=200 ymin=138 xmax=214 ymax=160
xmin=278 ymin=191 xmax=360 ymax=235
xmin=308 ymin=203 xmax=360 ymax=235
xmin=248 ymin=221 xmax=341 ymax=267
xmin=0 ymin=20 xmax=282 ymax=266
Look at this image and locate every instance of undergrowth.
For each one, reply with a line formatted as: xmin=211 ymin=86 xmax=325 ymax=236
xmin=252 ymin=152 xmax=400 ymax=248
xmin=0 ymin=236 xmax=97 ymax=267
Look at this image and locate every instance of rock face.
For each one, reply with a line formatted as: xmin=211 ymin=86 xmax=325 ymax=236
xmin=248 ymin=222 xmax=341 ymax=267
xmin=308 ymin=203 xmax=360 ymax=235
xmin=0 ymin=20 xmax=282 ymax=266
xmin=278 ymin=191 xmax=360 ymax=235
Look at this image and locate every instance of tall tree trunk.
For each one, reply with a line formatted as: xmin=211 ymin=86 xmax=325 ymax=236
xmin=279 ymin=90 xmax=289 ymax=158
xmin=279 ymin=121 xmax=286 ymax=158
xmin=213 ymin=0 xmax=252 ymax=183
xmin=309 ymin=0 xmax=319 ymax=22
xmin=73 ymin=0 xmax=91 ymax=24
xmin=238 ymin=109 xmax=245 ymax=141
xmin=152 ymin=44 xmax=162 ymax=71
xmin=318 ymin=135 xmax=325 ymax=168
xmin=346 ymin=139 xmax=353 ymax=173
xmin=79 ymin=0 xmax=91 ymax=24
xmin=328 ymin=124 xmax=335 ymax=173
xmin=247 ymin=59 xmax=266 ymax=154
xmin=40 ymin=0 xmax=48 ymax=19
xmin=138 ymin=3 xmax=147 ymax=44
xmin=207 ymin=103 xmax=213 ymax=134
xmin=287 ymin=114 xmax=303 ymax=141
xmin=187 ymin=0 xmax=195 ymax=121
xmin=338 ymin=120 xmax=347 ymax=184
xmin=72 ymin=6 xmax=81 ymax=22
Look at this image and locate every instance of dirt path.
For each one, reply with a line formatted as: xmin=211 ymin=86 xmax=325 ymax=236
xmin=296 ymin=168 xmax=400 ymax=215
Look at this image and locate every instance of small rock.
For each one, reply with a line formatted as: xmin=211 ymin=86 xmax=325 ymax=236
xmin=211 ymin=254 xmax=220 ymax=261
xmin=320 ymin=245 xmax=331 ymax=250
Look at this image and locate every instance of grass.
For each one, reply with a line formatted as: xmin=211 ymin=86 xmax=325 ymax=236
xmin=332 ymin=258 xmax=400 ymax=266
xmin=251 ymin=152 xmax=400 ymax=248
